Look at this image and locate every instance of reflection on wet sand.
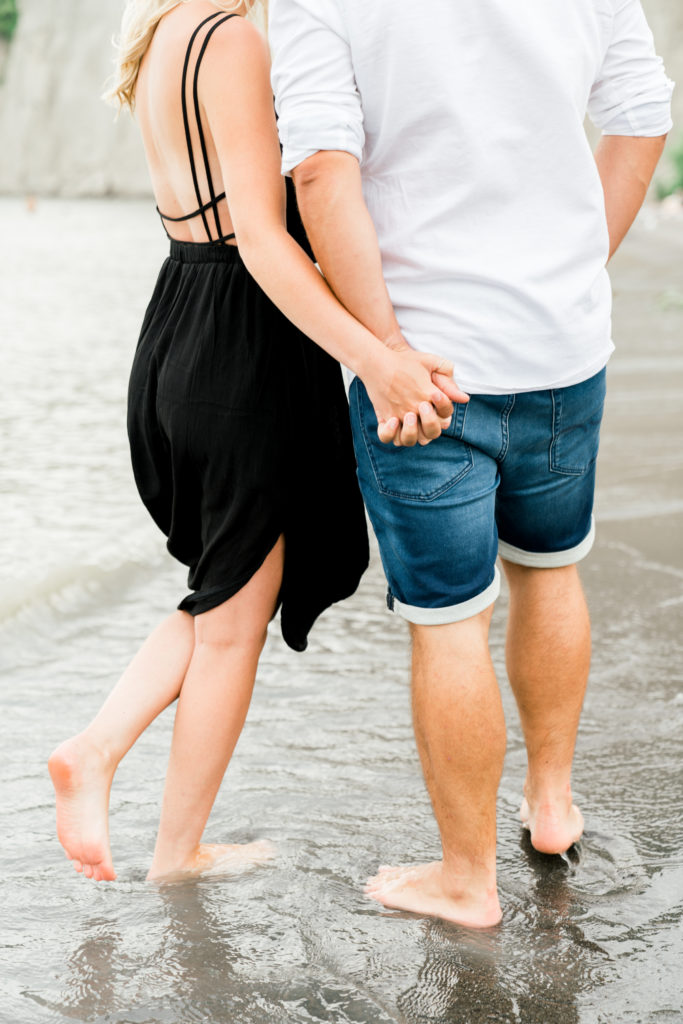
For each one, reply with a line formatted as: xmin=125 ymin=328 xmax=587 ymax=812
xmin=57 ymin=920 xmax=124 ymax=1022
xmin=394 ymin=845 xmax=602 ymax=1024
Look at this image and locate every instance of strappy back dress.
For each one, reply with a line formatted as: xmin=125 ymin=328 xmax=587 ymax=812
xmin=127 ymin=12 xmax=369 ymax=651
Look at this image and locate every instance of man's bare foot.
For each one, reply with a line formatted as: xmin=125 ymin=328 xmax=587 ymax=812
xmin=364 ymin=861 xmax=502 ymax=928
xmin=520 ymin=787 xmax=584 ymax=855
xmin=146 ymin=839 xmax=276 ymax=882
xmin=48 ymin=735 xmax=117 ymax=881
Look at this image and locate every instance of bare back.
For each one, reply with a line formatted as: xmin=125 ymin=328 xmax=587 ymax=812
xmin=136 ymin=2 xmax=239 ymax=245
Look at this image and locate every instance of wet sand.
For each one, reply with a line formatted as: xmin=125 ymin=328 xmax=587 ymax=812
xmin=0 ymin=198 xmax=681 ymax=1024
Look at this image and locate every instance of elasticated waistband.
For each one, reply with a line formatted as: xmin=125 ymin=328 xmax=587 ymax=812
xmin=169 ymin=239 xmax=242 ymax=264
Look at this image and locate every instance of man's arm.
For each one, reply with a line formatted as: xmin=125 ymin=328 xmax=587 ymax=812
xmin=270 ymin=0 xmax=467 ymax=447
xmin=595 ymin=134 xmax=667 ymax=259
xmin=294 ymin=152 xmax=468 ymax=446
xmin=587 ymin=0 xmax=673 ymax=258
xmin=293 ymin=150 xmax=405 ymax=352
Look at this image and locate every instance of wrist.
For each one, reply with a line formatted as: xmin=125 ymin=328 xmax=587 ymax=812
xmin=352 ymin=338 xmax=394 ymax=384
xmin=381 ymin=328 xmax=410 ymax=353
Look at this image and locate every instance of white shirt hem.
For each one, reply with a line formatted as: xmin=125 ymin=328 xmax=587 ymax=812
xmin=454 ymin=344 xmax=614 ymax=396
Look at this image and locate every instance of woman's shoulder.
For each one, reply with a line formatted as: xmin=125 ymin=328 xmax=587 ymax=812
xmin=198 ymin=14 xmax=270 ymax=105
xmin=203 ymin=15 xmax=270 ymax=70
xmin=198 ymin=15 xmax=272 ymax=129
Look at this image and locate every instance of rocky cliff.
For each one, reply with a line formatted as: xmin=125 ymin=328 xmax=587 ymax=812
xmin=0 ymin=0 xmax=148 ymax=195
xmin=0 ymin=0 xmax=681 ymax=197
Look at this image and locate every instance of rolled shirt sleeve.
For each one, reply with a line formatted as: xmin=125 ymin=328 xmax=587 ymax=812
xmin=270 ymin=0 xmax=365 ymax=174
xmin=588 ymin=0 xmax=674 ymax=136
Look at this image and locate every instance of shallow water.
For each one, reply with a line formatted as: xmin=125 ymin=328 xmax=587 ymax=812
xmin=1 ymin=198 xmax=682 ymax=1024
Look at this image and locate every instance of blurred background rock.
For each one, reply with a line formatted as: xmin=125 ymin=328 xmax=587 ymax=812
xmin=0 ymin=0 xmax=680 ymax=199
xmin=0 ymin=0 xmax=261 ymax=196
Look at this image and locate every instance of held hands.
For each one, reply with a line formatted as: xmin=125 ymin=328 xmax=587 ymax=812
xmin=360 ymin=343 xmax=469 ymax=447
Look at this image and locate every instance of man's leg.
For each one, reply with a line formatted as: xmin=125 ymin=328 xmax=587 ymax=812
xmin=366 ymin=605 xmax=505 ymax=928
xmin=350 ymin=378 xmax=505 ymax=926
xmin=494 ymin=370 xmax=607 ymax=855
xmin=501 ymin=560 xmax=589 ymax=854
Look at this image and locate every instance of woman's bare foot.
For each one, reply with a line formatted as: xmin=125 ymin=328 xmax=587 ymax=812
xmin=520 ymin=786 xmax=584 ymax=855
xmin=365 ymin=861 xmax=502 ymax=928
xmin=48 ymin=735 xmax=117 ymax=881
xmin=146 ymin=839 xmax=276 ymax=882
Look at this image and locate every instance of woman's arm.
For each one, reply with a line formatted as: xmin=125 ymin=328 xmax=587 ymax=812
xmin=199 ymin=19 xmax=467 ymax=445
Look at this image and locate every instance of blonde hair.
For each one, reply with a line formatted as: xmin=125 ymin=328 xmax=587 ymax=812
xmin=105 ymin=0 xmax=267 ymax=112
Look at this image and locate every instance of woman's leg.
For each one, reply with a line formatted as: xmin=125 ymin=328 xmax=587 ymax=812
xmin=147 ymin=537 xmax=284 ymax=880
xmin=49 ymin=610 xmax=195 ymax=881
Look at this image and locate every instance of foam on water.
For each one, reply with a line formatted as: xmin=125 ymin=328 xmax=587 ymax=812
xmin=0 ymin=554 xmax=158 ymax=625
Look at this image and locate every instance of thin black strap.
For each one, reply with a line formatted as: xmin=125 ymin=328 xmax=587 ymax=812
xmin=157 ymin=208 xmax=236 ymax=243
xmin=158 ymin=210 xmax=173 ymax=242
xmin=157 ymin=192 xmax=226 ymax=223
xmin=191 ymin=14 xmax=238 ymax=241
xmin=157 ymin=206 xmax=236 ymax=243
xmin=180 ymin=12 xmax=223 ymax=240
xmin=180 ymin=12 xmax=237 ymax=243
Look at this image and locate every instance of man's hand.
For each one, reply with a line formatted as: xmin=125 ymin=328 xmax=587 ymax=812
xmin=371 ymin=332 xmax=469 ymax=446
xmin=359 ymin=345 xmax=469 ymax=447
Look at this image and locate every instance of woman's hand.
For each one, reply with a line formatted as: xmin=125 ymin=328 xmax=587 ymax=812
xmin=358 ymin=346 xmax=469 ymax=447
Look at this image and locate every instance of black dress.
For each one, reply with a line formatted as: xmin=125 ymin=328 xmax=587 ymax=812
xmin=127 ymin=12 xmax=368 ymax=651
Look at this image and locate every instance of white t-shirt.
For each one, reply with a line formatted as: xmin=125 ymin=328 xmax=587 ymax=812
xmin=270 ymin=0 xmax=673 ymax=394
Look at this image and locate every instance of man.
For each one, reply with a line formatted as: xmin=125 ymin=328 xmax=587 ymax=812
xmin=270 ymin=0 xmax=673 ymax=927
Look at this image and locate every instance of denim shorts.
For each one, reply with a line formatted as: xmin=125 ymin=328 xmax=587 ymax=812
xmin=349 ymin=368 xmax=606 ymax=625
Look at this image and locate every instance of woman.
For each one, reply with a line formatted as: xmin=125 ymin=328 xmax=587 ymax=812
xmin=48 ymin=0 xmax=463 ymax=883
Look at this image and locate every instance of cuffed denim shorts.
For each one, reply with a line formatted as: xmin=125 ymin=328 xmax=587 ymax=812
xmin=349 ymin=368 xmax=606 ymax=625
